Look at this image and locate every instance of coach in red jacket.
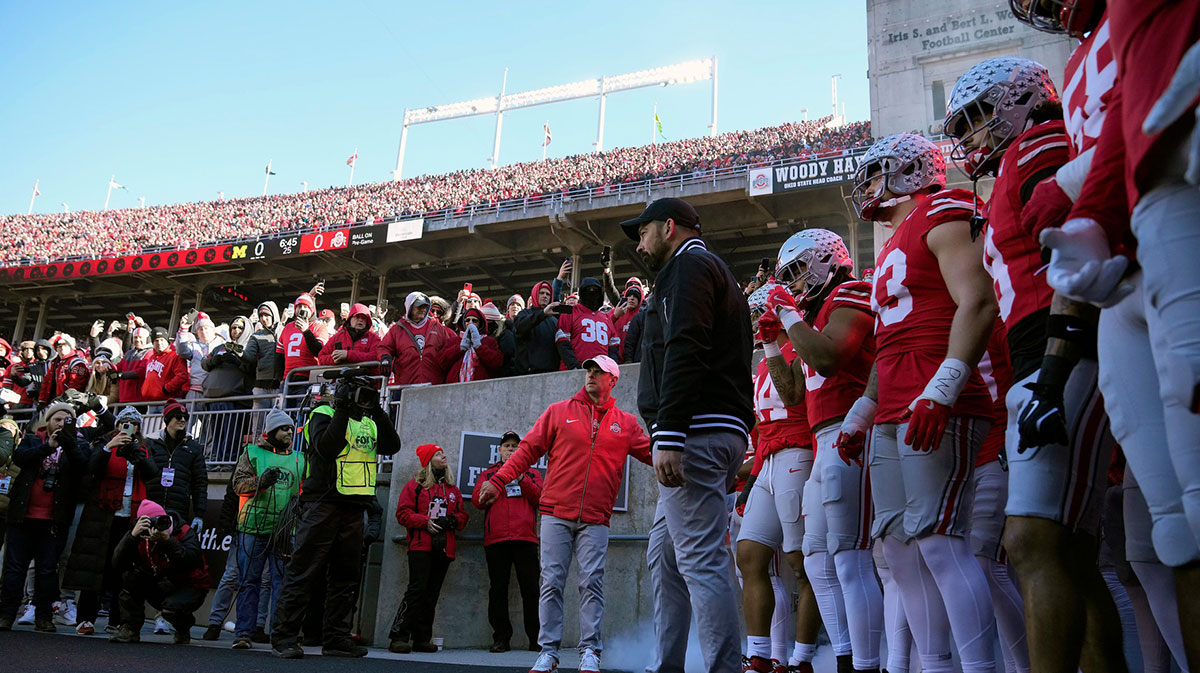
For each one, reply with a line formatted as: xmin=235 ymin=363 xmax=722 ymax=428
xmin=472 ymin=431 xmax=543 ymax=653
xmin=477 ymin=355 xmax=651 ymax=673
xmin=317 ymin=303 xmax=381 ymax=369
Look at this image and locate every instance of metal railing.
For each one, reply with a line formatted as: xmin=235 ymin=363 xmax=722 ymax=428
xmin=2 ymin=145 xmax=869 ymax=268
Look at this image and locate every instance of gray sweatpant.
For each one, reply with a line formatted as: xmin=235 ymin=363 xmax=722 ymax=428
xmin=646 ymin=431 xmax=745 ymax=673
xmin=538 ymin=515 xmax=610 ymax=658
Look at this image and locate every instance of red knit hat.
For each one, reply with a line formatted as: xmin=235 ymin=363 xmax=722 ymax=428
xmin=416 ymin=443 xmax=442 ymax=467
xmin=163 ymin=398 xmax=189 ymax=423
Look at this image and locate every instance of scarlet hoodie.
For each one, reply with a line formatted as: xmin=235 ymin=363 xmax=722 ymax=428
xmin=490 ymin=387 xmax=651 ymax=526
xmin=142 ymin=346 xmax=189 ymax=400
xmin=318 ymin=303 xmax=382 ymax=369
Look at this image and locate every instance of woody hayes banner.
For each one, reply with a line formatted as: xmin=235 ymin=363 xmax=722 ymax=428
xmin=748 ymin=150 xmax=866 ymax=195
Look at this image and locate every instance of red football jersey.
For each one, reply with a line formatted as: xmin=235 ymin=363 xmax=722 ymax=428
xmin=983 ymin=121 xmax=1070 ymax=328
xmin=1062 ymin=17 xmax=1114 ymax=157
xmin=871 ymin=189 xmax=996 ymax=424
xmin=556 ymin=305 xmax=617 ymax=364
xmin=803 ymin=280 xmax=876 ymax=430
xmin=753 ymin=341 xmax=812 ymax=456
xmin=976 ymin=321 xmax=1013 ymax=467
xmin=276 ymin=322 xmax=326 ymax=379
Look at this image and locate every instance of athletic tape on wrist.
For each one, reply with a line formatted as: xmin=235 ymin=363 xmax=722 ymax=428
xmin=919 ymin=358 xmax=972 ymax=407
xmin=847 ymin=396 xmax=877 ymax=426
xmin=779 ymin=308 xmax=803 ymax=332
xmin=762 ymin=342 xmax=782 ymax=358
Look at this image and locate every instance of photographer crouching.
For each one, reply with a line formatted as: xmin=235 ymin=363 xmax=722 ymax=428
xmin=270 ymin=365 xmax=400 ymax=659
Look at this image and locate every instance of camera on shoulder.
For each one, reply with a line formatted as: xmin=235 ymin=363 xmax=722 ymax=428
xmin=321 ymin=365 xmax=381 ymax=408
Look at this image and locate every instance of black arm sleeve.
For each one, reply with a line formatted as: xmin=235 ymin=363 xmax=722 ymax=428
xmin=557 ymin=340 xmax=580 ymax=370
xmin=310 ymin=408 xmax=350 ymax=462
xmin=625 ymin=312 xmax=644 ymax=363
xmin=302 ymin=329 xmax=323 ymax=358
xmin=370 ymin=406 xmax=401 ymax=457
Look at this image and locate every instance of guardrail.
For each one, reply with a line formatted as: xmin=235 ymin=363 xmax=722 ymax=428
xmin=2 ymin=146 xmax=869 ymax=268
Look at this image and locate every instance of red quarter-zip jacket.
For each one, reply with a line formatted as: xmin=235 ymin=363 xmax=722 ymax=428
xmin=489 ymin=387 xmax=651 ymax=526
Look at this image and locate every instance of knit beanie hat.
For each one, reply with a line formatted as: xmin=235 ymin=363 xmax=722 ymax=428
xmin=263 ymin=409 xmax=295 ymax=436
xmin=416 ymin=443 xmax=441 ymax=467
xmin=194 ymin=311 xmax=215 ymax=330
xmin=507 ymin=294 xmax=525 ymax=310
xmin=481 ymin=301 xmax=504 ymax=323
xmin=115 ymin=405 xmax=143 ymax=427
xmin=136 ymin=500 xmax=172 ymax=536
xmin=37 ymin=400 xmax=77 ymax=431
xmin=163 ymin=399 xmax=188 ymax=423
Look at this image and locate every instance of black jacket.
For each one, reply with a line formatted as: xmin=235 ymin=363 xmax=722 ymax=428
xmin=5 ymin=428 xmax=90 ymax=529
xmin=303 ymin=402 xmax=401 ymax=506
xmin=144 ymin=430 xmax=208 ymax=519
xmin=112 ymin=512 xmax=209 ymax=590
xmin=624 ymin=309 xmax=647 ymax=364
xmin=637 ymin=238 xmax=755 ymax=450
xmin=513 ymin=307 xmax=560 ymax=374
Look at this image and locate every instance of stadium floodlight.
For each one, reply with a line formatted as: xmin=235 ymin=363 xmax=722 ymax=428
xmin=393 ymin=58 xmax=718 ymax=180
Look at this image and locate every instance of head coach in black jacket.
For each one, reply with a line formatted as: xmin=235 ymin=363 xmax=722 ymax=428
xmin=621 ymin=197 xmax=754 ymax=673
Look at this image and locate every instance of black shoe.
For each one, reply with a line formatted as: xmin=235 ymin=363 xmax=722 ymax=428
xmin=251 ymin=627 xmax=270 ymax=644
xmin=389 ymin=638 xmax=412 ymax=653
xmin=323 ymin=642 xmax=368 ymax=658
xmin=109 ymin=625 xmax=140 ymax=643
xmin=0 ymin=616 xmax=13 ymax=631
xmin=272 ymin=642 xmax=304 ymax=659
xmin=202 ymin=625 xmax=221 ymax=641
xmin=232 ymin=638 xmax=252 ymax=650
xmin=490 ymin=640 xmax=510 ymax=653
xmin=837 ymin=654 xmax=855 ymax=673
xmin=173 ymin=629 xmax=191 ymax=645
xmin=34 ymin=618 xmax=57 ymax=634
xmin=412 ymin=641 xmax=439 ymax=653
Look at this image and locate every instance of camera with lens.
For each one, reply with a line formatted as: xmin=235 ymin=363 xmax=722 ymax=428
xmin=142 ymin=514 xmax=173 ymax=538
xmin=117 ymin=435 xmax=143 ymax=462
xmin=433 ymin=515 xmax=457 ymax=533
xmin=225 ymin=341 xmax=244 ymax=356
xmin=41 ymin=464 xmax=60 ymax=492
xmin=322 ymin=365 xmax=381 ymax=408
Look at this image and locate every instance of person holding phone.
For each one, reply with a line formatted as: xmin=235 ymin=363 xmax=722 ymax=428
xmin=64 ymin=406 xmax=159 ymax=636
xmin=514 ymin=280 xmax=565 ymax=375
xmin=108 ymin=500 xmax=210 ymax=644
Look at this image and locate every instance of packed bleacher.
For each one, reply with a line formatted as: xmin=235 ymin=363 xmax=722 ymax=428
xmin=0 ymin=118 xmax=870 ymax=266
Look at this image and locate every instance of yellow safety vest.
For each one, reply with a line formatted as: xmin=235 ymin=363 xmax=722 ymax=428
xmin=306 ymin=405 xmax=379 ymax=496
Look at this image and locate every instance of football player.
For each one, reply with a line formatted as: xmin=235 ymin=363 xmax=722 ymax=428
xmin=555 ymin=277 xmax=619 ymax=369
xmin=764 ymin=230 xmax=884 ymax=673
xmin=839 ymin=133 xmax=999 ymax=673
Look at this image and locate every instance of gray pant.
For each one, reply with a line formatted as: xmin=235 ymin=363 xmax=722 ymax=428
xmin=646 ymin=431 xmax=745 ymax=673
xmin=538 ymin=516 xmax=609 ymax=658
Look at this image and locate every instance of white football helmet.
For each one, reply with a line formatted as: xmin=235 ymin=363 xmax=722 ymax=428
xmin=747 ymin=282 xmax=781 ymax=325
xmin=851 ymin=133 xmax=947 ymax=222
xmin=943 ymin=57 xmax=1060 ymax=179
xmin=776 ymin=229 xmax=853 ymax=301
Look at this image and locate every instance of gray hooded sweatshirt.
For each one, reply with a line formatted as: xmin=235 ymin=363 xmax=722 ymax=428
xmin=242 ymin=301 xmax=282 ymax=388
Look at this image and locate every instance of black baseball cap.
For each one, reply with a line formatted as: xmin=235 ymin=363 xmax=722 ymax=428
xmin=619 ymin=198 xmax=701 ymax=241
xmin=151 ymin=327 xmax=170 ymax=341
xmin=500 ymin=430 xmax=521 ymax=444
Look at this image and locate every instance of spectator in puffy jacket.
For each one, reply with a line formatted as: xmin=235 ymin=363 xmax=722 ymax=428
xmin=472 ymin=430 xmax=542 ymax=653
xmin=3 ymin=341 xmax=40 ymax=406
xmin=144 ymin=400 xmax=208 ymax=530
xmin=108 ymin=500 xmax=210 ymax=644
xmin=610 ymin=278 xmax=645 ymax=363
xmin=39 ymin=334 xmax=91 ymax=404
xmin=446 ymin=307 xmax=504 ymax=384
xmin=622 ymin=305 xmax=647 ymax=364
xmin=388 ymin=443 xmax=468 ymax=655
xmin=513 ymin=280 xmax=562 ymax=375
xmin=476 ymin=355 xmax=651 ymax=672
xmin=141 ymin=328 xmax=188 ymax=405
xmin=378 ymin=292 xmax=458 ymax=387
xmin=242 ymin=301 xmax=282 ymax=409
xmin=115 ymin=329 xmax=152 ymax=406
xmin=175 ymin=313 xmax=224 ymax=406
xmin=0 ymin=402 xmax=90 ymax=632
xmin=318 ymin=303 xmax=381 ymax=370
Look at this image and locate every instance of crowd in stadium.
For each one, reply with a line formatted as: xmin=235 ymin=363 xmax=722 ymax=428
xmin=0 ymin=118 xmax=871 ymax=267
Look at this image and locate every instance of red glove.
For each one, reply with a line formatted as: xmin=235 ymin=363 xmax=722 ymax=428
xmin=764 ymin=285 xmax=798 ymax=315
xmin=902 ymin=399 xmax=953 ymax=452
xmin=835 ymin=430 xmax=866 ymax=467
xmin=1021 ymin=177 xmax=1073 ymax=241
xmin=756 ymin=309 xmax=782 ymax=344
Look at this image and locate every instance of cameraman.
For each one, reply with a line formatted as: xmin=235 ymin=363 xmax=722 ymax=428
xmin=269 ymin=368 xmax=400 ymax=659
xmin=64 ymin=406 xmax=159 ymax=636
xmin=108 ymin=500 xmax=209 ymax=644
xmin=229 ymin=410 xmax=305 ymax=650
xmin=388 ymin=444 xmax=468 ymax=654
xmin=0 ymin=401 xmax=90 ymax=632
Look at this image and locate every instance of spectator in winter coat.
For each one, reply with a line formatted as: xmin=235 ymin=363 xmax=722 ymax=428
xmin=175 ymin=313 xmax=224 ymax=405
xmin=65 ymin=406 xmax=159 ymax=636
xmin=318 ymin=303 xmax=381 ymax=370
xmin=555 ymin=277 xmax=619 ymax=369
xmin=143 ymin=400 xmax=208 ymax=531
xmin=481 ymin=301 xmax=516 ymax=378
xmin=513 ymin=280 xmax=563 ymax=375
xmin=108 ymin=500 xmax=210 ymax=644
xmin=476 ymin=356 xmax=651 ymax=673
xmin=622 ymin=307 xmax=648 ymax=364
xmin=86 ymin=347 xmax=121 ymax=402
xmin=39 ymin=334 xmax=91 ymax=404
xmin=378 ymin=292 xmax=459 ymax=386
xmin=0 ymin=402 xmax=90 ymax=632
xmin=472 ymin=431 xmax=542 ymax=653
xmin=243 ymin=301 xmax=282 ymax=409
xmin=2 ymin=341 xmax=39 ymax=406
xmin=228 ymin=316 xmax=250 ymax=348
xmin=388 ymin=443 xmax=468 ymax=654
xmin=446 ymin=307 xmax=504 ymax=384
xmin=141 ymin=328 xmax=189 ymax=403
xmin=115 ymin=328 xmax=152 ymax=406
xmin=610 ymin=279 xmax=645 ymax=363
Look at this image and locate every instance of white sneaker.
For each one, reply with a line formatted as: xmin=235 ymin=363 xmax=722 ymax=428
xmin=76 ymin=620 xmax=95 ymax=636
xmin=530 ymin=652 xmax=558 ymax=673
xmin=154 ymin=615 xmax=173 ymax=634
xmin=54 ymin=600 xmax=77 ymax=626
xmin=16 ymin=604 xmax=35 ymax=625
xmin=579 ymin=648 xmax=601 ymax=673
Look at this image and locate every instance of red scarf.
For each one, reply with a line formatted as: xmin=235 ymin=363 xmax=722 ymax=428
xmin=96 ymin=443 xmax=147 ymax=512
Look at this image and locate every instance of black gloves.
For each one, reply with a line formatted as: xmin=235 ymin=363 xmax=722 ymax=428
xmin=1017 ymin=382 xmax=1069 ymax=451
xmin=260 ymin=467 xmax=282 ymax=489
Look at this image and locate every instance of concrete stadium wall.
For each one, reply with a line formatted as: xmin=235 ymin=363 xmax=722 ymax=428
xmin=375 ymin=365 xmax=668 ymax=656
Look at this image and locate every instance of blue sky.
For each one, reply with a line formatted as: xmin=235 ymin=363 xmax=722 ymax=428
xmin=0 ymin=1 xmax=868 ymax=215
